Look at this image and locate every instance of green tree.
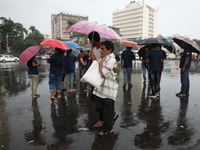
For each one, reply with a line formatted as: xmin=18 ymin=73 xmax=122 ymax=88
xmin=193 ymin=39 xmax=200 ymax=48
xmin=0 ymin=17 xmax=27 ymax=51
xmin=26 ymin=30 xmax=44 ymax=46
xmin=66 ymin=19 xmax=78 ymax=29
xmin=29 ymin=26 xmax=36 ymax=33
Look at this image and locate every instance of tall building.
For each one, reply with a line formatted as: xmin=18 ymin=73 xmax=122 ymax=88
xmin=112 ymin=1 xmax=158 ymax=41
xmin=51 ymin=12 xmax=88 ymax=40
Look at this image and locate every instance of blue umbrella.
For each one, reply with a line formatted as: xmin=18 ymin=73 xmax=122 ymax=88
xmin=63 ymin=41 xmax=81 ymax=49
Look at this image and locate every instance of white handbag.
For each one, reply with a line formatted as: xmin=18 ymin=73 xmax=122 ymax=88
xmin=80 ymin=60 xmax=104 ymax=89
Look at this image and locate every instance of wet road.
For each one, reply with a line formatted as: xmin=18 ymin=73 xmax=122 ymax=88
xmin=1 ymin=60 xmax=200 ymax=150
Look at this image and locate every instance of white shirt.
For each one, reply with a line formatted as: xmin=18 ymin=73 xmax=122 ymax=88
xmin=93 ymin=47 xmax=101 ymax=61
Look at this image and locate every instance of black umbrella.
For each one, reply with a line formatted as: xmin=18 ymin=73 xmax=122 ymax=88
xmin=137 ymin=37 xmax=162 ymax=45
xmin=156 ymin=37 xmax=176 ymax=54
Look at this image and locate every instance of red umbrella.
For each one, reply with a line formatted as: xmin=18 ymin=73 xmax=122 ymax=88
xmin=40 ymin=39 xmax=70 ymax=50
xmin=120 ymin=41 xmax=142 ymax=48
xmin=173 ymin=36 xmax=200 ymax=53
xmin=19 ymin=46 xmax=41 ymax=66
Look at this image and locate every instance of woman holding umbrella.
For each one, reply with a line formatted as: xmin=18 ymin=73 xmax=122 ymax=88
xmin=27 ymin=55 xmax=41 ymax=98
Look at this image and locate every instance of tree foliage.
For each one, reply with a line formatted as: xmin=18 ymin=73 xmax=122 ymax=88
xmin=193 ymin=39 xmax=200 ymax=48
xmin=0 ymin=17 xmax=44 ymax=54
xmin=29 ymin=26 xmax=36 ymax=33
xmin=66 ymin=19 xmax=78 ymax=29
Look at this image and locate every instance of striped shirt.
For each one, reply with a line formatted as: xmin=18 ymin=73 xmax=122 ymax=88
xmin=93 ymin=53 xmax=118 ymax=100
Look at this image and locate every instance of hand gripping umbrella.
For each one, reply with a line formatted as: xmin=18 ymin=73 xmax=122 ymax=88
xmin=65 ymin=21 xmax=122 ymax=40
xmin=173 ymin=36 xmax=200 ymax=54
xmin=19 ymin=46 xmax=41 ymax=66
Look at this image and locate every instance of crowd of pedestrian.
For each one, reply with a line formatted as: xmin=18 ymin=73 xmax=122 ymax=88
xmin=27 ymin=30 xmax=192 ymax=138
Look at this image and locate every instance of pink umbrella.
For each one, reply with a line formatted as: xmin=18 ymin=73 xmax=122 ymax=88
xmin=173 ymin=36 xmax=200 ymax=53
xmin=65 ymin=21 xmax=122 ymax=40
xmin=19 ymin=46 xmax=41 ymax=66
xmin=40 ymin=39 xmax=70 ymax=50
xmin=120 ymin=41 xmax=142 ymax=48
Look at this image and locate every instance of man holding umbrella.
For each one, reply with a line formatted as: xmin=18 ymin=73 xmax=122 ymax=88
xmin=176 ymin=42 xmax=192 ymax=97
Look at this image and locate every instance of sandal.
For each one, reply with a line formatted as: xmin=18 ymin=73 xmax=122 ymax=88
xmin=97 ymin=129 xmax=113 ymax=137
xmin=94 ymin=121 xmax=103 ymax=128
xmin=113 ymin=113 xmax=119 ymax=125
xmin=32 ymin=94 xmax=40 ymax=98
xmin=57 ymin=95 xmax=61 ymax=99
xmin=50 ymin=96 xmax=54 ymax=100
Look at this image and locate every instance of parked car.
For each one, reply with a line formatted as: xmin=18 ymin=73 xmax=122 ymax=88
xmin=0 ymin=55 xmax=19 ymax=62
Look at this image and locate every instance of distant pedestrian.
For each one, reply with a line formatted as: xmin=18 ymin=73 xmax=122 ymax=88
xmin=78 ymin=50 xmax=86 ymax=78
xmin=47 ymin=48 xmax=64 ymax=99
xmin=146 ymin=44 xmax=164 ymax=98
xmin=121 ymin=47 xmax=135 ymax=90
xmin=64 ymin=49 xmax=76 ymax=92
xmin=93 ymin=40 xmax=119 ymax=136
xmin=176 ymin=42 xmax=192 ymax=97
xmin=139 ymin=46 xmax=150 ymax=84
xmin=27 ymin=55 xmax=41 ymax=98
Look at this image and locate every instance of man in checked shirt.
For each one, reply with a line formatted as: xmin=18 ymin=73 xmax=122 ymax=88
xmin=93 ymin=40 xmax=119 ymax=136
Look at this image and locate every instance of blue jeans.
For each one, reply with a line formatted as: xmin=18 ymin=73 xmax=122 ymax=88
xmin=66 ymin=73 xmax=74 ymax=89
xmin=123 ymin=67 xmax=132 ymax=86
xmin=79 ymin=63 xmax=86 ymax=78
xmin=181 ymin=69 xmax=189 ymax=93
xmin=142 ymin=63 xmax=149 ymax=81
xmin=49 ymin=72 xmax=63 ymax=92
xmin=149 ymin=71 xmax=160 ymax=95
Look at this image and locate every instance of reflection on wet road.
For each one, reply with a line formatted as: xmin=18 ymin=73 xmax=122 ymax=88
xmin=1 ymin=60 xmax=200 ymax=149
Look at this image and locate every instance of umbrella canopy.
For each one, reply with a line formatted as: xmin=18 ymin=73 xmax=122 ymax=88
xmin=63 ymin=41 xmax=81 ymax=49
xmin=156 ymin=37 xmax=176 ymax=54
xmin=120 ymin=41 xmax=142 ymax=48
xmin=40 ymin=39 xmax=70 ymax=50
xmin=83 ymin=43 xmax=92 ymax=51
xmin=137 ymin=37 xmax=163 ymax=45
xmin=173 ymin=36 xmax=200 ymax=54
xmin=65 ymin=21 xmax=122 ymax=40
xmin=19 ymin=46 xmax=41 ymax=66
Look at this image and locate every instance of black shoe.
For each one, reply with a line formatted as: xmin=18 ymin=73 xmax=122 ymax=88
xmin=123 ymin=85 xmax=126 ymax=90
xmin=128 ymin=84 xmax=132 ymax=89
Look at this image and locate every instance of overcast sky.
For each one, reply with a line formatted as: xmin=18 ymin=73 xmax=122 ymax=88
xmin=1 ymin=0 xmax=199 ymax=39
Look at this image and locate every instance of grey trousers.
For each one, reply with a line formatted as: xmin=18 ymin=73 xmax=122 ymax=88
xmin=29 ymin=75 xmax=39 ymax=95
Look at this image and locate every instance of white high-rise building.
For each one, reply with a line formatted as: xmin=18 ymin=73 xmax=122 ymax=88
xmin=112 ymin=1 xmax=158 ymax=41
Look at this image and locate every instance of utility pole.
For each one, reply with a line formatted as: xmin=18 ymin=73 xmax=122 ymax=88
xmin=6 ymin=33 xmax=8 ymax=48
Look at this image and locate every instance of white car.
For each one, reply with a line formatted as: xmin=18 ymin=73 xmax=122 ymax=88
xmin=0 ymin=55 xmax=19 ymax=62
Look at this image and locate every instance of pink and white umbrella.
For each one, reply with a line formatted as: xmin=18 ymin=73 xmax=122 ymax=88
xmin=19 ymin=46 xmax=41 ymax=66
xmin=65 ymin=21 xmax=122 ymax=40
xmin=173 ymin=36 xmax=200 ymax=53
